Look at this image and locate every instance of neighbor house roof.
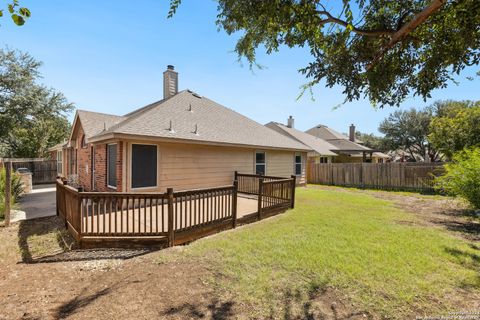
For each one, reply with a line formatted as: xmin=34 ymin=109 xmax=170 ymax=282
xmin=305 ymin=124 xmax=371 ymax=152
xmin=265 ymin=122 xmax=338 ymax=156
xmin=48 ymin=141 xmax=68 ymax=152
xmin=88 ymin=90 xmax=310 ymax=151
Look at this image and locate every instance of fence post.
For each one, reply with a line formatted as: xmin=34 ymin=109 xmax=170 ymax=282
xmin=234 ymin=170 xmax=238 ymax=181
xmin=257 ymin=178 xmax=264 ymax=220
xmin=167 ymin=188 xmax=174 ymax=247
xmin=232 ymin=180 xmax=238 ymax=228
xmin=290 ymin=175 xmax=296 ymax=209
xmin=4 ymin=161 xmax=12 ymax=227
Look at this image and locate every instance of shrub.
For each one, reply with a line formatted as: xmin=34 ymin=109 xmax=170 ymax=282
xmin=0 ymin=167 xmax=24 ymax=219
xmin=434 ymin=148 xmax=480 ymax=209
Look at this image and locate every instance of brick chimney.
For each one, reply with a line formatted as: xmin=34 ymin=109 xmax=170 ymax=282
xmin=163 ymin=65 xmax=178 ymax=99
xmin=349 ymin=124 xmax=355 ymax=142
xmin=287 ymin=116 xmax=294 ymax=128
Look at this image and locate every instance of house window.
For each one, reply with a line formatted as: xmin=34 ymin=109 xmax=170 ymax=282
xmin=320 ymin=157 xmax=328 ymax=163
xmin=107 ymin=144 xmax=117 ymax=188
xmin=131 ymin=144 xmax=157 ymax=188
xmin=255 ymin=152 xmax=266 ymax=175
xmin=81 ymin=135 xmax=87 ymax=148
xmin=56 ymin=151 xmax=62 ymax=174
xmin=295 ymin=153 xmax=302 ymax=175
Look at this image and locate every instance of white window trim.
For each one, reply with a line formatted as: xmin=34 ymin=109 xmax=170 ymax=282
xmin=130 ymin=143 xmax=158 ymax=190
xmin=294 ymin=152 xmax=302 ymax=176
xmin=107 ymin=143 xmax=117 ymax=190
xmin=255 ymin=151 xmax=267 ymax=175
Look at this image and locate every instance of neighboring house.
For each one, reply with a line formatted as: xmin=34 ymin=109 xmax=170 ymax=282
xmin=306 ymin=123 xmax=389 ymax=163
xmin=61 ymin=65 xmax=310 ymax=192
xmin=265 ymin=117 xmax=338 ymax=164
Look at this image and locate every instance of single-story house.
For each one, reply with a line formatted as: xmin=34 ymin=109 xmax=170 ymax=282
xmin=305 ymin=123 xmax=390 ymax=163
xmin=265 ymin=118 xmax=338 ymax=164
xmin=62 ymin=65 xmax=310 ymax=192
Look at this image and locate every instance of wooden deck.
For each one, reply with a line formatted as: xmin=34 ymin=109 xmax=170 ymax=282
xmin=56 ymin=173 xmax=296 ymax=248
xmin=79 ymin=195 xmax=258 ymax=235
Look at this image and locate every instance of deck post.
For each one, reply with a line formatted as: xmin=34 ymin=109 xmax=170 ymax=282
xmin=290 ymin=175 xmax=296 ymax=209
xmin=257 ymin=178 xmax=264 ymax=220
xmin=167 ymin=188 xmax=174 ymax=247
xmin=76 ymin=190 xmax=82 ymax=237
xmin=234 ymin=170 xmax=238 ymax=181
xmin=4 ymin=161 xmax=11 ymax=227
xmin=232 ymin=180 xmax=238 ymax=228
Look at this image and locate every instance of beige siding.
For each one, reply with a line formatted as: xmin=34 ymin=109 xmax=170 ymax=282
xmin=123 ymin=140 xmax=306 ymax=192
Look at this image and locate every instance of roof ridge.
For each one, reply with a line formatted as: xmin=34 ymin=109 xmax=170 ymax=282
xmin=77 ymin=109 xmax=124 ymax=118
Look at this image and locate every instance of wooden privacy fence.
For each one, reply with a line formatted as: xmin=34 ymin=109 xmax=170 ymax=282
xmin=1 ymin=159 xmax=57 ymax=184
xmin=56 ymin=173 xmax=295 ymax=248
xmin=307 ymin=162 xmax=444 ymax=191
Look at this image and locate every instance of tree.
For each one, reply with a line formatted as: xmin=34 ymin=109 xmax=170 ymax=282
xmin=0 ymin=48 xmax=73 ymax=158
xmin=170 ymin=0 xmax=480 ymax=107
xmin=0 ymin=0 xmax=30 ymax=26
xmin=379 ymin=108 xmax=440 ymax=162
xmin=429 ymin=100 xmax=480 ymax=160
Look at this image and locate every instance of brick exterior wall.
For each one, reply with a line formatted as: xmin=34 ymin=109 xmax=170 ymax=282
xmin=94 ymin=141 xmax=123 ymax=192
xmin=66 ymin=117 xmax=124 ymax=192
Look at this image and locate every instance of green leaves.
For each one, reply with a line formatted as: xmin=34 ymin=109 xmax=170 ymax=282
xmin=435 ymin=148 xmax=480 ymax=209
xmin=1 ymin=1 xmax=30 ymax=27
xmin=0 ymin=48 xmax=74 ymax=158
xmin=170 ymin=0 xmax=480 ymax=107
xmin=11 ymin=13 xmax=24 ymax=25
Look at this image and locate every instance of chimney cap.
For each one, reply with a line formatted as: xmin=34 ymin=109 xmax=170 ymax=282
xmin=167 ymin=65 xmax=175 ymax=70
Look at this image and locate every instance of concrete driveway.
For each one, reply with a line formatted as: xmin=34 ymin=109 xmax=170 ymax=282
xmin=14 ymin=184 xmax=57 ymax=222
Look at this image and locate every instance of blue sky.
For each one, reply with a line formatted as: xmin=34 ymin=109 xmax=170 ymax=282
xmin=1 ymin=0 xmax=478 ymax=135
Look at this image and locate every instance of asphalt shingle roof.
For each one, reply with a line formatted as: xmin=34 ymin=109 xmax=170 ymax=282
xmin=265 ymin=122 xmax=338 ymax=156
xmin=305 ymin=124 xmax=371 ymax=152
xmin=87 ymin=90 xmax=310 ymax=151
xmin=77 ymin=110 xmax=126 ymax=141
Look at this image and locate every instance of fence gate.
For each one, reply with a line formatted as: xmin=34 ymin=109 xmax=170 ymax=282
xmin=7 ymin=159 xmax=58 ymax=184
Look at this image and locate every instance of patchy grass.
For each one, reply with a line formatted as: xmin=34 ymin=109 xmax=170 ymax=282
xmin=179 ymin=187 xmax=480 ymax=318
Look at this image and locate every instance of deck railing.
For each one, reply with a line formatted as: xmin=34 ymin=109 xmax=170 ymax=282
xmin=56 ymin=173 xmax=295 ymax=248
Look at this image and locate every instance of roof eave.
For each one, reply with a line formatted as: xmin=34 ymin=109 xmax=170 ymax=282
xmin=89 ymin=132 xmax=311 ymax=152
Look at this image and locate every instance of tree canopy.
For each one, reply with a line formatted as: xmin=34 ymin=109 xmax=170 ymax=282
xmin=0 ymin=48 xmax=73 ymax=158
xmin=170 ymin=0 xmax=480 ymax=107
xmin=378 ymin=108 xmax=440 ymax=162
xmin=429 ymin=100 xmax=480 ymax=159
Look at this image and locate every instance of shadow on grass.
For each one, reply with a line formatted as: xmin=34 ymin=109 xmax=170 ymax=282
xmin=17 ymin=216 xmax=154 ymax=264
xmin=276 ymin=284 xmax=370 ymax=320
xmin=444 ymin=246 xmax=480 ymax=289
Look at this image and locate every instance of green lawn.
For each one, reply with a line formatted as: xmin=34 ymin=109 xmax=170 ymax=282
xmin=172 ymin=187 xmax=479 ymax=318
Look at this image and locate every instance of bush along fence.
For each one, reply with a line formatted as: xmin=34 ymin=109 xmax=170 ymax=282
xmin=307 ymin=162 xmax=444 ymax=192
xmin=56 ymin=172 xmax=296 ymax=248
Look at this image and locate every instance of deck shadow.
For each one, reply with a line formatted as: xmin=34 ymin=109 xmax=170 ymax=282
xmin=17 ymin=216 xmax=155 ymax=263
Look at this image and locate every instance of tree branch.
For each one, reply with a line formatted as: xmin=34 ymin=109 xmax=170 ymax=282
xmin=316 ymin=10 xmax=396 ymax=36
xmin=368 ymin=0 xmax=446 ymax=69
